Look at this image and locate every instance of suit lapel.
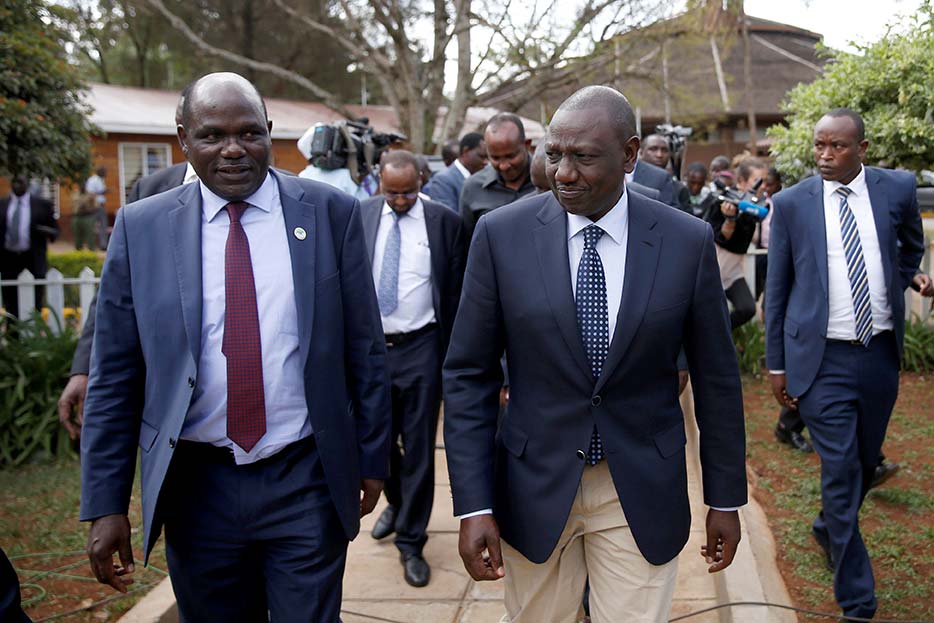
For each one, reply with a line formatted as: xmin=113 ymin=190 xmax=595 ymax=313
xmin=864 ymin=167 xmax=893 ymax=288
xmin=167 ymin=183 xmax=204 ymax=364
xmin=806 ymin=178 xmax=829 ymax=296
xmin=362 ymin=199 xmax=381 ymax=263
xmin=532 ymin=196 xmax=593 ymax=381
xmin=278 ymin=172 xmax=317 ymax=367
xmin=595 ymin=193 xmax=660 ymax=393
xmin=424 ymin=202 xmax=443 ymax=317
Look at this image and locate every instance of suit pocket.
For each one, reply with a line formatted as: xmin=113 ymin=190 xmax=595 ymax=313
xmin=654 ymin=422 xmax=687 ymax=458
xmin=784 ymin=318 xmax=799 ymax=338
xmin=501 ymin=421 xmax=528 ymax=458
xmin=139 ymin=419 xmax=159 ymax=452
xmin=642 ymin=299 xmax=689 ymax=327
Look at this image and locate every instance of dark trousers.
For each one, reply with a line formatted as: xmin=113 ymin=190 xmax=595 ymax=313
xmin=755 ymin=253 xmax=768 ymax=301
xmin=0 ymin=548 xmax=31 ymax=623
xmin=1 ymin=251 xmax=43 ymax=320
xmin=725 ymin=278 xmax=756 ymax=329
xmin=383 ymin=326 xmax=443 ymax=556
xmin=798 ymin=332 xmax=899 ymax=620
xmin=161 ymin=438 xmax=347 ymax=623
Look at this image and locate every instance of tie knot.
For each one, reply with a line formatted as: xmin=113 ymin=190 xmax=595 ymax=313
xmin=834 ymin=186 xmax=853 ymax=199
xmin=582 ymin=225 xmax=604 ymax=248
xmin=225 ymin=201 xmax=249 ymax=223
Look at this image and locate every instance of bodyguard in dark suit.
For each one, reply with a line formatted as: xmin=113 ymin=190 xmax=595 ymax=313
xmin=80 ymin=73 xmax=391 ymax=621
xmin=630 ymin=158 xmax=675 ymax=207
xmin=423 ymin=132 xmax=487 ymax=213
xmin=1 ymin=176 xmax=59 ymax=319
xmin=361 ymin=150 xmax=466 ymax=586
xmin=444 ymin=86 xmax=746 ymax=622
xmin=766 ymin=108 xmax=926 ymax=621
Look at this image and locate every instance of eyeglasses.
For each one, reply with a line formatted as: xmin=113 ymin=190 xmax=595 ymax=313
xmin=384 ymin=191 xmax=420 ymax=200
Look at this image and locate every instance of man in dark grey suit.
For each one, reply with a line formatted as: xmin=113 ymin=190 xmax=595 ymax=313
xmin=423 ymin=132 xmax=487 ymax=212
xmin=630 ymin=157 xmax=675 ymax=207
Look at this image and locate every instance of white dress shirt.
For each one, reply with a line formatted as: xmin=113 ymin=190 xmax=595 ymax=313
xmin=86 ymin=174 xmax=107 ymax=207
xmin=181 ymin=172 xmax=311 ymax=465
xmin=371 ymin=199 xmax=436 ymax=334
xmin=183 ymin=162 xmax=199 ymax=185
xmin=823 ymin=166 xmax=892 ymax=340
xmin=453 ymin=159 xmax=471 ymax=179
xmin=4 ymin=193 xmax=31 ymax=252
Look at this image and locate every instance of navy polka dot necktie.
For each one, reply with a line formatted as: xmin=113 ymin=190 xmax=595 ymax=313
xmin=576 ymin=224 xmax=608 ymax=465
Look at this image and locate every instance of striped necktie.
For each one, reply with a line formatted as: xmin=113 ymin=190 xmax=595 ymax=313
xmin=835 ymin=186 xmax=873 ymax=347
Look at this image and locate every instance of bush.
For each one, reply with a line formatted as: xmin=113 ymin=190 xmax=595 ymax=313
xmin=47 ymin=250 xmax=103 ymax=278
xmin=0 ymin=314 xmax=78 ymax=467
xmin=902 ymin=316 xmax=934 ymax=372
xmin=733 ymin=321 xmax=765 ymax=378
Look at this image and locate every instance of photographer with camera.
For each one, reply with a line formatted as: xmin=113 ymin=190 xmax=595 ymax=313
xmin=708 ymin=157 xmax=768 ymax=329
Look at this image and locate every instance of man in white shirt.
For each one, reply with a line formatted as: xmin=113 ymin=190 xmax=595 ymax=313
xmin=85 ymin=167 xmax=108 ymax=249
xmin=766 ymin=108 xmax=928 ymax=621
xmin=360 ymin=150 xmax=467 ymax=587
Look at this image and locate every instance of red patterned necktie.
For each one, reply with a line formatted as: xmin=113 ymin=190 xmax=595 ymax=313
xmin=222 ymin=201 xmax=266 ymax=452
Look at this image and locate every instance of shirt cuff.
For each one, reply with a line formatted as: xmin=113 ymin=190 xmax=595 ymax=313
xmin=710 ymin=506 xmax=743 ymax=512
xmin=457 ymin=508 xmax=493 ymax=519
xmin=768 ymin=370 xmax=785 ymax=375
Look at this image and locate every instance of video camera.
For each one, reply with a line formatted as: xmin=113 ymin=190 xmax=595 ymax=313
xmin=655 ymin=123 xmax=692 ymax=180
xmin=308 ymin=118 xmax=406 ymax=184
xmin=713 ymin=177 xmax=769 ymax=220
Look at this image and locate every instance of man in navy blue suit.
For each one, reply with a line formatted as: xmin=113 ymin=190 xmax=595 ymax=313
xmin=444 ymin=86 xmax=746 ymax=622
xmin=79 ymin=73 xmax=391 ymax=622
xmin=423 ymin=132 xmax=487 ymax=212
xmin=766 ymin=108 xmax=928 ymax=621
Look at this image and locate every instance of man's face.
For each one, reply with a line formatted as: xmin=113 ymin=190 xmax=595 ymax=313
xmin=737 ymin=167 xmax=767 ymax=194
xmin=763 ymin=174 xmax=781 ymax=197
xmin=485 ymin=124 xmax=530 ymax=185
xmin=641 ymin=135 xmax=670 ymax=169
xmin=545 ymin=107 xmax=637 ymax=220
xmin=178 ymin=84 xmax=272 ymax=202
xmin=460 ymin=141 xmax=488 ymax=174
xmin=380 ymin=163 xmax=420 ymax=214
xmin=10 ymin=177 xmax=27 ymax=196
xmin=813 ymin=115 xmax=867 ymax=183
xmin=686 ymin=170 xmax=706 ymax=196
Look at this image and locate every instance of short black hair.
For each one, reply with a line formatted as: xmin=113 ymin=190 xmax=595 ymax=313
xmin=767 ymin=166 xmax=781 ymax=182
xmin=485 ymin=112 xmax=526 ymax=143
xmin=381 ymin=149 xmax=420 ymax=174
xmin=687 ymin=162 xmax=708 ymax=177
xmin=710 ymin=155 xmax=730 ymax=171
xmin=459 ymin=132 xmax=484 ymax=153
xmin=182 ymin=73 xmax=268 ymax=128
xmin=555 ymin=86 xmax=637 ymax=146
xmin=441 ymin=139 xmax=460 ymax=163
xmin=823 ymin=107 xmax=865 ymax=142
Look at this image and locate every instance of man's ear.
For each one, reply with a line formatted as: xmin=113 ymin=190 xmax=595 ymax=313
xmin=525 ymin=139 xmax=533 ymax=152
xmin=177 ymin=124 xmax=189 ymax=155
xmin=623 ymin=135 xmax=640 ymax=174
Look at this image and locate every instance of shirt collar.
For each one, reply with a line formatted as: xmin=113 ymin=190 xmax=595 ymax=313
xmin=183 ymin=162 xmax=199 ymax=184
xmin=566 ymin=188 xmax=629 ymax=245
xmin=382 ymin=197 xmax=424 ymax=220
xmin=453 ymin=159 xmax=471 ymax=179
xmin=200 ymin=171 xmax=276 ymax=223
xmin=823 ymin=165 xmax=866 ymax=197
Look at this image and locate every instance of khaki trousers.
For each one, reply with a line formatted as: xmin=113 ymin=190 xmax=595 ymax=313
xmin=501 ymin=462 xmax=678 ymax=623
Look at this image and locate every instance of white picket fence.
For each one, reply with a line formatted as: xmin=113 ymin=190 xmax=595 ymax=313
xmin=0 ymin=267 xmax=99 ymax=333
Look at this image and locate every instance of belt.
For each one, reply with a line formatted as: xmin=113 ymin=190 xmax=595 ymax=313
xmin=827 ymin=330 xmax=892 ymax=346
xmin=384 ymin=323 xmax=438 ymax=348
xmin=174 ymin=437 xmax=315 ymax=465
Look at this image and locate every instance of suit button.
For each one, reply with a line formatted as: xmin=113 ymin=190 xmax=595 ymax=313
xmin=187 ymin=377 xmax=195 ymax=388
xmin=169 ymin=437 xmax=176 ymax=448
xmin=591 ymin=395 xmax=602 ymax=407
xmin=576 ymin=449 xmax=586 ymax=460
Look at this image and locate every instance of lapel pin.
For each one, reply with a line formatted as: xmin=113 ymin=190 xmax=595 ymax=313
xmin=293 ymin=227 xmax=307 ymax=241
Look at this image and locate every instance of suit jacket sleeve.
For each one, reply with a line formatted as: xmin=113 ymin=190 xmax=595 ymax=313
xmin=339 ymin=199 xmax=392 ymax=480
xmin=70 ymin=291 xmax=97 ymax=375
xmin=427 ymin=172 xmax=459 ymax=212
xmin=127 ymin=179 xmax=142 ymax=205
xmin=80 ymin=208 xmax=145 ymax=521
xmin=658 ymin=175 xmax=675 ymax=207
xmin=764 ymin=195 xmax=792 ymax=371
xmin=684 ymin=225 xmax=747 ymax=508
xmin=442 ymin=217 xmax=506 ymax=515
xmin=896 ymin=176 xmax=924 ymax=291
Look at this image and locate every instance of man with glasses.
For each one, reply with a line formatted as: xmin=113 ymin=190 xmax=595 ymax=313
xmin=361 ymin=150 xmax=467 ymax=587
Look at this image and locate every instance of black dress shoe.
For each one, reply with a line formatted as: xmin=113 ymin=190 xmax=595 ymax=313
xmin=812 ymin=526 xmax=833 ymax=572
xmin=401 ymin=553 xmax=430 ymax=587
xmin=869 ymin=462 xmax=900 ymax=490
xmin=774 ymin=425 xmax=814 ymax=453
xmin=371 ymin=505 xmax=397 ymax=540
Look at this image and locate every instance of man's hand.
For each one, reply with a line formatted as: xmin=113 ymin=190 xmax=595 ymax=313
xmin=499 ymin=386 xmax=510 ymax=409
xmin=912 ymin=272 xmax=934 ymax=297
xmin=360 ymin=479 xmax=383 ymax=517
xmin=458 ymin=515 xmax=505 ymax=582
xmin=701 ymin=509 xmax=741 ymax=573
xmin=678 ymin=370 xmax=689 ymax=396
xmin=769 ymin=373 xmax=798 ymax=409
xmin=87 ymin=514 xmax=135 ymax=593
xmin=58 ymin=374 xmax=89 ymax=440
xmin=719 ymin=201 xmax=738 ymax=217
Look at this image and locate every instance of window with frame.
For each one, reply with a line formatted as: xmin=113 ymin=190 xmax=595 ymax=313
xmin=119 ymin=143 xmax=173 ymax=206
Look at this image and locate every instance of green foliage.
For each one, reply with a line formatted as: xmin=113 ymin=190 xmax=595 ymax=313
xmin=47 ymin=250 xmax=103 ymax=278
xmin=768 ymin=4 xmax=934 ymax=182
xmin=902 ymin=316 xmax=934 ymax=372
xmin=0 ymin=0 xmax=96 ymax=181
xmin=732 ymin=320 xmax=765 ymax=377
xmin=0 ymin=314 xmax=78 ymax=467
